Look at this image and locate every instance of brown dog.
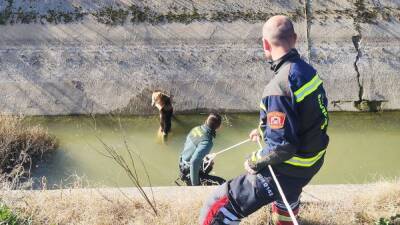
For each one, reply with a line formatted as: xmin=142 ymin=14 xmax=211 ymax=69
xmin=151 ymin=91 xmax=173 ymax=136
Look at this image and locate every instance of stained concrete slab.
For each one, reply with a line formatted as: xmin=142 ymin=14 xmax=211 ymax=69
xmin=309 ymin=1 xmax=360 ymax=111
xmin=0 ymin=0 xmax=399 ymax=115
xmin=357 ymin=9 xmax=400 ymax=110
xmin=0 ymin=0 xmax=308 ymax=115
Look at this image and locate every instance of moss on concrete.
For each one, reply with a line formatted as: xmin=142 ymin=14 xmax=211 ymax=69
xmin=93 ymin=6 xmax=129 ymax=26
xmin=354 ymin=100 xmax=385 ymax=112
xmin=311 ymin=1 xmax=399 ymax=25
xmin=2 ymin=1 xmax=399 ymax=26
xmin=1 ymin=2 xmax=85 ymax=25
xmin=354 ymin=0 xmax=378 ymax=24
xmin=128 ymin=5 xmax=304 ymax=24
xmin=0 ymin=0 xmax=13 ymax=25
xmin=0 ymin=2 xmax=305 ymax=25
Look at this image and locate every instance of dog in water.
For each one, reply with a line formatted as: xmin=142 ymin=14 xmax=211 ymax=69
xmin=151 ymin=91 xmax=173 ymax=138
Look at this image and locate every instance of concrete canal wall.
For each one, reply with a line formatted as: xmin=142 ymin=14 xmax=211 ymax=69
xmin=0 ymin=0 xmax=399 ymax=115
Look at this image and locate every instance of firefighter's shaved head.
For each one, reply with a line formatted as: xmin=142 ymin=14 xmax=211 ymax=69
xmin=261 ymin=15 xmax=297 ymax=60
xmin=263 ymin=15 xmax=296 ymax=46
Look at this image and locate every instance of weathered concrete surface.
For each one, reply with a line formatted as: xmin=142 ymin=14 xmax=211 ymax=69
xmin=0 ymin=22 xmax=303 ymax=115
xmin=0 ymin=0 xmax=399 ymax=115
xmin=309 ymin=1 xmax=360 ymax=111
xmin=357 ymin=0 xmax=400 ymax=111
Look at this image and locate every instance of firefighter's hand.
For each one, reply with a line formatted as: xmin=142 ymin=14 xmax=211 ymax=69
xmin=249 ymin=129 xmax=260 ymax=142
xmin=244 ymin=160 xmax=257 ymax=175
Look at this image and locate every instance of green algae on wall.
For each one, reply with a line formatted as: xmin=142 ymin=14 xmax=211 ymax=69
xmin=0 ymin=3 xmax=85 ymax=25
xmin=0 ymin=0 xmax=13 ymax=25
xmin=0 ymin=2 xmax=304 ymax=26
xmin=93 ymin=6 xmax=129 ymax=25
xmin=1 ymin=0 xmax=400 ymax=26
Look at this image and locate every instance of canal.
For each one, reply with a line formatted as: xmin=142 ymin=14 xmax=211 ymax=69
xmin=26 ymin=112 xmax=400 ymax=187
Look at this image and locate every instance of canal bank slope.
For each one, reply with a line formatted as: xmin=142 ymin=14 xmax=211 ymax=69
xmin=1 ymin=182 xmax=399 ymax=224
xmin=0 ymin=0 xmax=400 ymax=115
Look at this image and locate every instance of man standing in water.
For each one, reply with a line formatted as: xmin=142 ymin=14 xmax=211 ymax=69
xmin=199 ymin=16 xmax=329 ymax=225
xmin=179 ymin=113 xmax=226 ymax=186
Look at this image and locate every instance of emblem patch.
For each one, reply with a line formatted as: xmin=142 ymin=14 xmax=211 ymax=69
xmin=267 ymin=112 xmax=286 ymax=129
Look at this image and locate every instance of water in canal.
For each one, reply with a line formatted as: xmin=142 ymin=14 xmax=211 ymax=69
xmin=27 ymin=112 xmax=400 ymax=187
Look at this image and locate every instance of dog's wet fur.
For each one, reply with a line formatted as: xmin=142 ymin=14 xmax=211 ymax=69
xmin=152 ymin=91 xmax=173 ymax=136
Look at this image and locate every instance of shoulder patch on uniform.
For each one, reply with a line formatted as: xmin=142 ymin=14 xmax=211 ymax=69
xmin=267 ymin=112 xmax=286 ymax=129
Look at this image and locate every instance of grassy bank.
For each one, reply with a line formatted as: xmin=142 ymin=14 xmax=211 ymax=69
xmin=0 ymin=115 xmax=58 ymax=183
xmin=0 ymin=203 xmax=27 ymax=225
xmin=0 ymin=180 xmax=398 ymax=225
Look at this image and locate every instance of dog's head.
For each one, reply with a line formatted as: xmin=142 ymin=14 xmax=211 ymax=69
xmin=151 ymin=91 xmax=162 ymax=107
xmin=151 ymin=91 xmax=171 ymax=108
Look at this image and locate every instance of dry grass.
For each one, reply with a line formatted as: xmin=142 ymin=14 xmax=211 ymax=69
xmin=0 ymin=115 xmax=58 ymax=181
xmin=352 ymin=181 xmax=400 ymax=225
xmin=0 ymin=180 xmax=399 ymax=225
xmin=2 ymin=189 xmax=200 ymax=225
xmin=299 ymin=180 xmax=400 ymax=225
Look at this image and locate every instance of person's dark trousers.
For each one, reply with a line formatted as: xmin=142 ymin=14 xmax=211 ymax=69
xmin=199 ymin=172 xmax=226 ymax=186
xmin=179 ymin=159 xmax=225 ymax=186
xmin=199 ymin=168 xmax=311 ymax=225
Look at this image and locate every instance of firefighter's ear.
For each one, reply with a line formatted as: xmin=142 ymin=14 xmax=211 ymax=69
xmin=291 ymin=33 xmax=297 ymax=48
xmin=262 ymin=38 xmax=271 ymax=51
xmin=262 ymin=38 xmax=272 ymax=60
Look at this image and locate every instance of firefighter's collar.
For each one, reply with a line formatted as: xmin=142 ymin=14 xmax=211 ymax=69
xmin=270 ymin=49 xmax=300 ymax=73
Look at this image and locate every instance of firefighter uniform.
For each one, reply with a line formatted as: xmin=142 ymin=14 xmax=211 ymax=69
xmin=199 ymin=49 xmax=329 ymax=225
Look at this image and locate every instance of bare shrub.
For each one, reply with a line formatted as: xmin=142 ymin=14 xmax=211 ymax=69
xmin=96 ymin=137 xmax=158 ymax=215
xmin=0 ymin=115 xmax=58 ymax=184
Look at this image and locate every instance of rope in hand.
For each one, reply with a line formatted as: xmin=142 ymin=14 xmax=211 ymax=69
xmin=202 ymin=139 xmax=251 ymax=171
xmin=256 ymin=139 xmax=299 ymax=225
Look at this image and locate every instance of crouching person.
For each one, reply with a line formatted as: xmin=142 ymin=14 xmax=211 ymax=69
xmin=179 ymin=113 xmax=226 ymax=186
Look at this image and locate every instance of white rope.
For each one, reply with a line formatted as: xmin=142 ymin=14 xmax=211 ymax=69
xmin=203 ymin=139 xmax=251 ymax=171
xmin=215 ymin=139 xmax=251 ymax=156
xmin=256 ymin=139 xmax=299 ymax=225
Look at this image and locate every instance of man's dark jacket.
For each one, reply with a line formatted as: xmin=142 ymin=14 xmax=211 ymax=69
xmin=248 ymin=49 xmax=329 ymax=178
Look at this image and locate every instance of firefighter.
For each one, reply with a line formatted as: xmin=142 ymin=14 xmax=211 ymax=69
xmin=179 ymin=113 xmax=226 ymax=186
xmin=199 ymin=15 xmax=329 ymax=225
